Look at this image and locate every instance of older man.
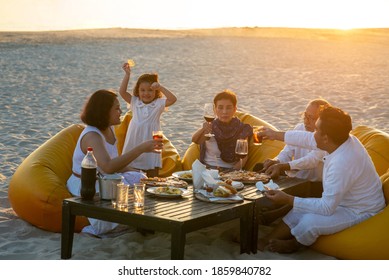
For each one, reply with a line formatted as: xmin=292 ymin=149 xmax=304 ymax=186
xmin=257 ymin=105 xmax=385 ymax=253
xmin=255 ymin=99 xmax=330 ymax=224
xmin=261 ymin=98 xmax=330 ymax=181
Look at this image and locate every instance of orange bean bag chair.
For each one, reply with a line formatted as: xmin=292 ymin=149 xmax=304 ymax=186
xmin=8 ymin=112 xmax=182 ymax=233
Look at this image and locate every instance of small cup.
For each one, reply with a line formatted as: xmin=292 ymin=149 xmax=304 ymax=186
xmin=116 ymin=182 xmax=129 ymax=209
xmin=133 ymin=183 xmax=145 ymax=208
xmin=253 ymin=126 xmax=263 ymax=146
xmin=152 ymin=130 xmax=163 ymax=152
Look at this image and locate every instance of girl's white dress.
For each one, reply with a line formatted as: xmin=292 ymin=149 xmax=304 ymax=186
xmin=122 ymin=96 xmax=166 ymax=170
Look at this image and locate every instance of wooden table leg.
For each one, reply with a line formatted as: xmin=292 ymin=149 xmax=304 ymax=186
xmin=61 ymin=200 xmax=76 ymax=259
xmin=251 ymin=201 xmax=260 ymax=253
xmin=240 ymin=205 xmax=253 ymax=254
xmin=171 ymin=227 xmax=185 ymax=260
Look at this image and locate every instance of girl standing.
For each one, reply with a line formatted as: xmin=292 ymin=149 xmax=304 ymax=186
xmin=119 ymin=62 xmax=177 ymax=177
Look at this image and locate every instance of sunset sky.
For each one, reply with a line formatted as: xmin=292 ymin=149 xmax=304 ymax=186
xmin=1 ymin=0 xmax=388 ymax=31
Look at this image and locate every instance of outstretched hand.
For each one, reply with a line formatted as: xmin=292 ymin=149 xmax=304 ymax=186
xmin=257 ymin=127 xmax=285 ymax=142
xmin=264 ymin=189 xmax=294 ymax=206
xmin=141 ymin=139 xmax=163 ymax=153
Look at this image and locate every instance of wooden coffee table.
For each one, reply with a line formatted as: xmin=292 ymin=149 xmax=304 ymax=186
xmin=61 ymin=188 xmax=253 ymax=260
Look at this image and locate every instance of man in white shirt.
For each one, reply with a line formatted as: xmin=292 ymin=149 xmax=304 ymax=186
xmin=256 ymin=99 xmax=330 ymax=224
xmin=261 ymin=99 xmax=330 ymax=182
xmin=257 ymin=105 xmax=385 ymax=253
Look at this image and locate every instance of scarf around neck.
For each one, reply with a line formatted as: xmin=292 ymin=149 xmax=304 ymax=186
xmin=202 ymin=117 xmax=253 ymax=163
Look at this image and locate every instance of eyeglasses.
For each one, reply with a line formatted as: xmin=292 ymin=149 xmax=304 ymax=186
xmin=301 ymin=112 xmax=317 ymax=122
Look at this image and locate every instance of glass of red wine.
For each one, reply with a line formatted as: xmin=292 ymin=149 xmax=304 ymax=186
xmin=203 ymin=103 xmax=215 ymax=137
xmin=235 ymin=139 xmax=248 ymax=171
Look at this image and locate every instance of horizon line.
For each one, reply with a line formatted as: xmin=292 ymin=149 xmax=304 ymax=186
xmin=2 ymin=26 xmax=389 ymax=33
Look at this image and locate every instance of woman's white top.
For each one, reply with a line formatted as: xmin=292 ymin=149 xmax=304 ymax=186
xmin=122 ymin=96 xmax=166 ymax=170
xmin=66 ymin=125 xmax=117 ymax=196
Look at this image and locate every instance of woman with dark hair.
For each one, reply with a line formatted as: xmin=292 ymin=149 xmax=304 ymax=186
xmin=67 ymin=89 xmax=162 ymax=235
xmin=191 ymin=89 xmax=253 ymax=171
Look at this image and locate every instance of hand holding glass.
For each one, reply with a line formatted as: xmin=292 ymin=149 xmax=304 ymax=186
xmin=152 ymin=130 xmax=163 ymax=152
xmin=235 ymin=139 xmax=248 ymax=171
xmin=203 ymin=103 xmax=215 ymax=137
xmin=253 ymin=126 xmax=263 ymax=145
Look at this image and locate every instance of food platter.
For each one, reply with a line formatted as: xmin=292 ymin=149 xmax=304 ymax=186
xmin=231 ymin=181 xmax=244 ymax=191
xmin=172 ymin=170 xmax=193 ymax=182
xmin=194 ymin=191 xmax=244 ymax=204
xmin=140 ymin=177 xmax=189 ymax=188
xmin=147 ymin=187 xmax=190 ymax=198
xmin=219 ymin=170 xmax=271 ymax=184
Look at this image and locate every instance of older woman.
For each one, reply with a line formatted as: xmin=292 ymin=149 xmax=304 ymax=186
xmin=67 ymin=89 xmax=162 ymax=235
xmin=192 ymin=90 xmax=253 ymax=171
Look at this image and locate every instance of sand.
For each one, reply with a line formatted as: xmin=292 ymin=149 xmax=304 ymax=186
xmin=1 ymin=27 xmax=389 ymax=261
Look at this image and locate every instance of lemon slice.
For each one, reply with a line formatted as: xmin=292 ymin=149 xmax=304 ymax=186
xmin=127 ymin=59 xmax=136 ymax=67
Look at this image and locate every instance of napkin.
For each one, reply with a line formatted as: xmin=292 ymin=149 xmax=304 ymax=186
xmin=256 ymin=179 xmax=279 ymax=192
xmin=192 ymin=159 xmax=206 ymax=190
xmin=202 ymin=169 xmax=219 ymax=188
xmin=197 ymin=189 xmax=243 ymax=202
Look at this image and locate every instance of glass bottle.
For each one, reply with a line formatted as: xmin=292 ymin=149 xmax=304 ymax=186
xmin=80 ymin=147 xmax=97 ymax=200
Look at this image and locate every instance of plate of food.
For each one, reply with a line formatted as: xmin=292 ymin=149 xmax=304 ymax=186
xmin=219 ymin=170 xmax=271 ymax=184
xmin=212 ymin=179 xmax=244 ymax=191
xmin=172 ymin=170 xmax=193 ymax=182
xmin=147 ymin=186 xmax=190 ymax=198
xmin=140 ymin=177 xmax=189 ymax=188
xmin=195 ymin=185 xmax=244 ymax=203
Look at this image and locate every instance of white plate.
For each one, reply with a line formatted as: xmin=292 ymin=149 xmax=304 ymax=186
xmin=146 ymin=187 xmax=190 ymax=198
xmin=172 ymin=170 xmax=193 ymax=182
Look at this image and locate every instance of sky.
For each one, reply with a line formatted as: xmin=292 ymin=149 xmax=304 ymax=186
xmin=1 ymin=0 xmax=389 ymax=31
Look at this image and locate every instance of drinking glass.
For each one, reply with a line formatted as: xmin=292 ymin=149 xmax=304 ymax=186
xmin=116 ymin=182 xmax=129 ymax=209
xmin=253 ymin=126 xmax=263 ymax=146
xmin=133 ymin=183 xmax=145 ymax=208
xmin=203 ymin=103 xmax=215 ymax=137
xmin=235 ymin=139 xmax=248 ymax=171
xmin=152 ymin=130 xmax=163 ymax=152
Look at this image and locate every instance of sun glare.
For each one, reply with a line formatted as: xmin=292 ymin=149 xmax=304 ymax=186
xmin=0 ymin=0 xmax=388 ymax=31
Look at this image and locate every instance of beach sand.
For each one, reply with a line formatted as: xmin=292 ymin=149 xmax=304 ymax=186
xmin=1 ymin=28 xmax=389 ymax=260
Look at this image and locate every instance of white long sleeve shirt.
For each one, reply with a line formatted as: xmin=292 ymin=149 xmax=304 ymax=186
xmin=276 ymin=123 xmax=326 ymax=182
xmin=285 ymin=131 xmax=385 ymax=216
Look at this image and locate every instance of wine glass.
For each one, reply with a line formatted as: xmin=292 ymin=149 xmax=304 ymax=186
xmin=235 ymin=139 xmax=248 ymax=171
xmin=203 ymin=103 xmax=215 ymax=137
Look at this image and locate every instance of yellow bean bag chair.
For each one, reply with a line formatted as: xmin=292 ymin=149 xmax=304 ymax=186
xmin=9 ymin=113 xmax=181 ymax=233
xmin=311 ymin=126 xmax=389 ymax=259
xmin=181 ymin=111 xmax=285 ymax=171
xmin=8 ymin=124 xmax=89 ymax=233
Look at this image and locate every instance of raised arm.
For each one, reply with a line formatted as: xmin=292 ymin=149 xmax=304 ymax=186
xmin=119 ymin=62 xmax=133 ymax=105
xmin=81 ymin=131 xmax=162 ymax=174
xmin=192 ymin=122 xmax=212 ymax=144
xmin=151 ymin=82 xmax=177 ymax=107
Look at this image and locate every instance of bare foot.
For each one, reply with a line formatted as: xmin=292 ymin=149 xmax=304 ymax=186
xmin=268 ymin=238 xmax=300 ymax=253
xmin=257 ymin=238 xmax=269 ymax=251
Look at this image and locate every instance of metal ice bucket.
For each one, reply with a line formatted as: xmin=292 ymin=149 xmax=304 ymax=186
xmin=98 ymin=173 xmax=123 ymax=200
